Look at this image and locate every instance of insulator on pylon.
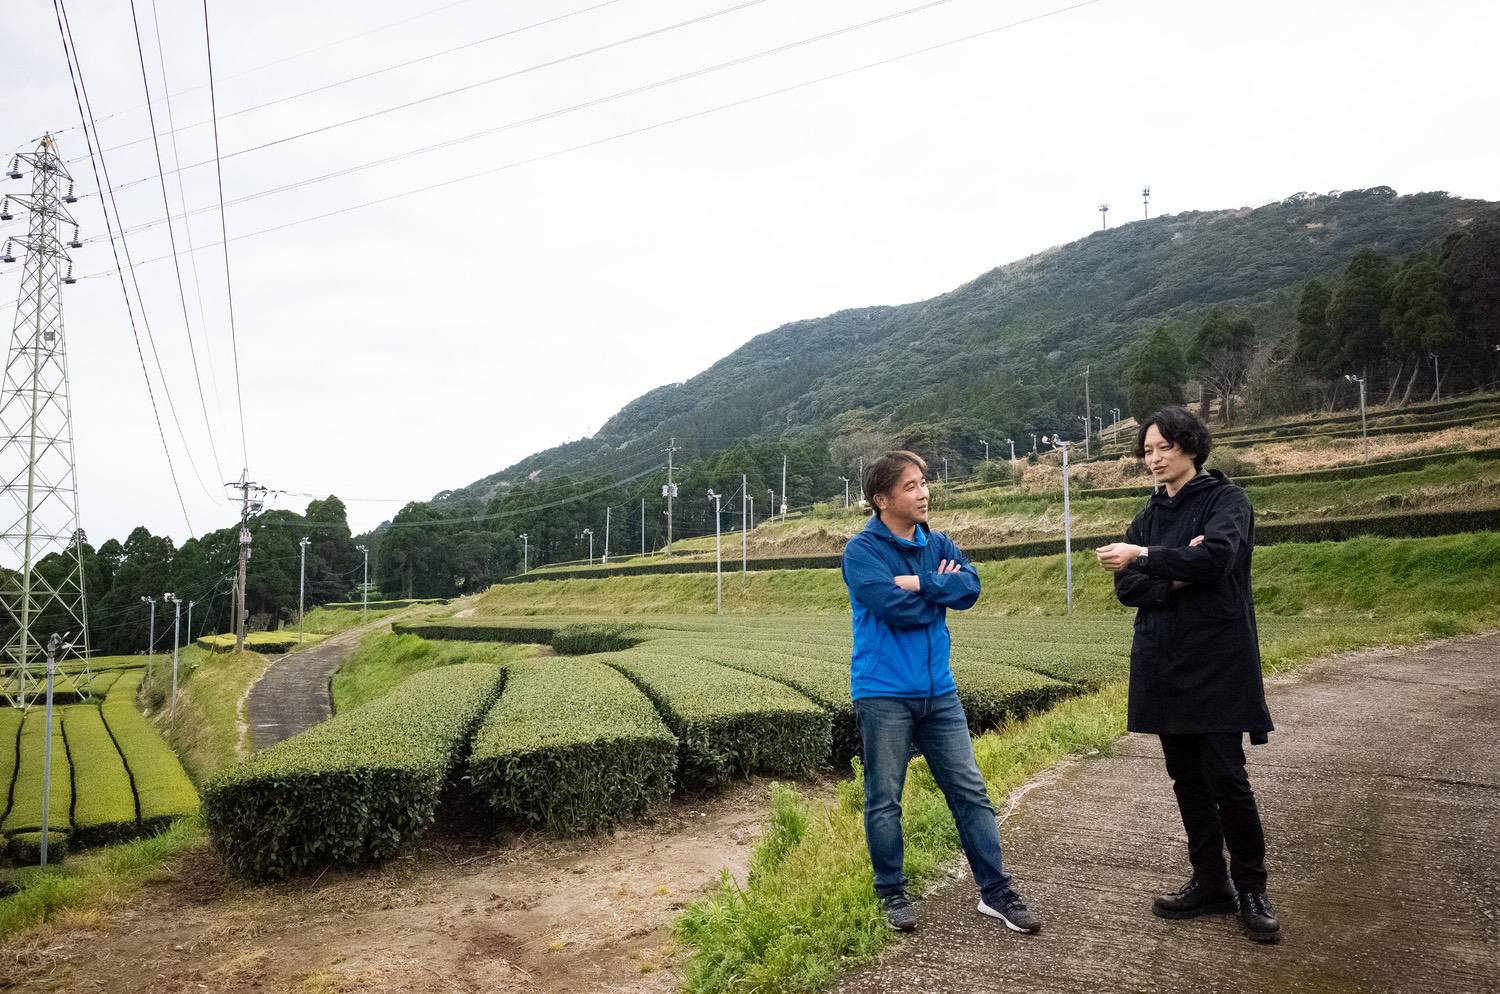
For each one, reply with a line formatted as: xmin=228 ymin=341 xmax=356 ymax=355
xmin=0 ymin=197 xmax=11 ymax=222
xmin=5 ymin=158 xmax=20 ymax=180
xmin=62 ymin=263 xmax=76 ymax=285
xmin=1 ymin=240 xmax=14 ymax=264
xmin=63 ymin=182 xmax=77 ymax=204
xmin=68 ymin=225 xmax=81 ymax=249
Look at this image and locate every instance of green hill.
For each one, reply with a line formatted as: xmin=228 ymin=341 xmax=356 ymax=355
xmin=450 ymin=187 xmax=1491 ymax=505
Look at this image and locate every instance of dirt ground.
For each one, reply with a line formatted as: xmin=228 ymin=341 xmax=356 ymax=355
xmin=0 ymin=780 xmax=799 ymax=994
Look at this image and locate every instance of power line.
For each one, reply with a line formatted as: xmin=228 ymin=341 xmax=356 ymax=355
xmin=80 ymin=0 xmax=776 ymax=166
xmin=50 ymin=0 xmax=195 ymax=536
xmin=32 ymin=0 xmax=1108 ymax=283
xmin=201 ymin=0 xmax=249 ymax=470
xmin=128 ymin=0 xmax=227 ymax=486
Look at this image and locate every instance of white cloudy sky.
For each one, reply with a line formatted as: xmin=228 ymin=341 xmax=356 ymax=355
xmin=1 ymin=0 xmax=1496 ymax=544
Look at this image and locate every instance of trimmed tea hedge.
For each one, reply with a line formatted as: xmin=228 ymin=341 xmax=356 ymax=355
xmin=7 ymin=829 xmax=68 ymax=864
xmin=599 ymin=652 xmax=831 ymax=791
xmin=467 ymin=658 xmax=676 ymax=834
xmin=321 ymin=598 xmax=448 ymax=611
xmin=1081 ymin=447 xmax=1500 ymax=499
xmin=393 ymin=619 xmax=561 ymax=644
xmin=2 ymin=709 xmax=72 ymax=835
xmin=648 ymin=643 xmax=859 ymax=766
xmin=101 ymin=671 xmax=199 ymax=828
xmin=61 ymin=705 xmax=138 ymax=845
xmin=196 ymin=631 xmax=325 ymax=654
xmin=0 ymin=706 xmax=22 ymax=824
xmin=949 ymin=662 xmax=1073 ymax=730
xmin=201 ymin=663 xmax=505 ymax=880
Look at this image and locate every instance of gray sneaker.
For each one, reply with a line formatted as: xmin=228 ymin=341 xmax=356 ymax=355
xmin=880 ymin=892 xmax=918 ymax=932
xmin=977 ymin=888 xmax=1042 ymax=934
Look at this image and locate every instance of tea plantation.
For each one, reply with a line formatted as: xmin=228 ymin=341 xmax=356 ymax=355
xmin=0 ymin=660 xmax=198 ymax=864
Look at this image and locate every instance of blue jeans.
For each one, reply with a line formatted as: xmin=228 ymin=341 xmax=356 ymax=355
xmin=854 ymin=692 xmax=1014 ymax=903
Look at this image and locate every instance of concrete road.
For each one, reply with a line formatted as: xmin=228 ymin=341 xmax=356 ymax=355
xmin=835 ymin=634 xmax=1500 ymax=994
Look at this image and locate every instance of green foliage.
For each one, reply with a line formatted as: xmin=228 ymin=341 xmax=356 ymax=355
xmin=467 ymin=658 xmax=677 ymax=834
xmin=1295 ymin=278 xmax=1337 ymax=376
xmin=0 ymin=708 xmax=22 ymax=825
xmin=599 ymin=652 xmax=831 ymax=791
xmin=1127 ymin=325 xmax=1188 ymax=421
xmin=1387 ymin=256 xmax=1455 ymax=362
xmin=60 ymin=707 xmax=138 ymax=846
xmin=200 ymin=663 xmax=504 ymax=881
xmin=1329 ymin=248 xmax=1396 ymax=377
xmin=332 ymin=632 xmax=532 ymax=714
xmin=549 ymin=622 xmax=640 ymax=655
xmin=195 ymin=632 xmax=324 ymax=655
xmin=6 ymin=831 xmax=69 ymax=865
xmin=1 ymin=709 xmax=71 ymax=835
xmin=101 ymin=672 xmax=198 ymax=828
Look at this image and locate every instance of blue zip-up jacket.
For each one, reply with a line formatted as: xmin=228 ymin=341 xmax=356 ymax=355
xmin=842 ymin=515 xmax=981 ymax=701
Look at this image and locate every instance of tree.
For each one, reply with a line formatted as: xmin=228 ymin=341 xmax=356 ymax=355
xmin=1293 ymin=279 xmax=1337 ymax=377
xmin=1190 ymin=311 xmax=1257 ymax=423
xmin=1327 ymin=249 xmax=1395 ymax=391
xmin=1439 ymin=208 xmax=1500 ymax=389
xmin=1385 ymin=256 xmax=1454 ymax=403
xmin=1127 ymin=326 xmax=1187 ymax=421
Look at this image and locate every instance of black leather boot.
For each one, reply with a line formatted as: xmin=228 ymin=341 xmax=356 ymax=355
xmin=1152 ymin=877 xmax=1239 ymax=919
xmin=1238 ymin=890 xmax=1282 ymax=943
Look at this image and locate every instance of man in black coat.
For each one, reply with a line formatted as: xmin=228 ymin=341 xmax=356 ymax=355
xmin=1095 ymin=406 xmax=1281 ymax=943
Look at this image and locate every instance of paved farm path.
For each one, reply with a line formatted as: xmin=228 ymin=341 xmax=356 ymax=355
xmin=836 ymin=632 xmax=1500 ymax=994
xmin=245 ymin=606 xmax=432 ymax=750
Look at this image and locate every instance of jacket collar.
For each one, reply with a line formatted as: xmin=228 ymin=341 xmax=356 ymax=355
xmin=1150 ymin=468 xmax=1226 ymax=508
xmin=864 ymin=514 xmax=929 ymax=549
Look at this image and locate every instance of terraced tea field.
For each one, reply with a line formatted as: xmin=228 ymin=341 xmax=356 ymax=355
xmin=1 ymin=663 xmax=198 ymax=863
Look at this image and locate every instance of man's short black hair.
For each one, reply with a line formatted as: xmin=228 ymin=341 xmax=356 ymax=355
xmin=1134 ymin=405 xmax=1213 ymax=470
xmin=862 ymin=450 xmax=927 ymax=517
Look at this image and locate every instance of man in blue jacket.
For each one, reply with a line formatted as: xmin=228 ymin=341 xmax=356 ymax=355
xmin=842 ymin=450 xmax=1041 ymax=935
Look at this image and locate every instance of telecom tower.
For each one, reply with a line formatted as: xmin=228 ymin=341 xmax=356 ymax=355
xmin=0 ymin=135 xmax=91 ymax=706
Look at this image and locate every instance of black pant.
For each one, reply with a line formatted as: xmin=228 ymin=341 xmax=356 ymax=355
xmin=1159 ymin=733 xmax=1268 ymax=892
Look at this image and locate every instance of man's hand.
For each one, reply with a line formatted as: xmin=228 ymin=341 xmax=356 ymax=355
xmin=893 ymin=559 xmax=962 ymax=592
xmin=1095 ymin=543 xmax=1145 ymax=572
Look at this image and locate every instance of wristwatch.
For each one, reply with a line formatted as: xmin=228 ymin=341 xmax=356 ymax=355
xmin=1137 ymin=546 xmax=1149 ymax=564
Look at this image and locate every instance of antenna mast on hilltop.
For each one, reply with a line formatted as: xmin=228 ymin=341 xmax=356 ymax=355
xmin=0 ymin=135 xmax=91 ymax=706
xmin=1098 ymin=202 xmax=1110 ymax=229
xmin=1143 ymin=184 xmax=1152 ymax=219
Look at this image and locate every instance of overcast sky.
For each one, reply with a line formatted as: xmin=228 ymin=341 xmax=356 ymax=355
xmin=1 ymin=0 xmax=1496 ymax=546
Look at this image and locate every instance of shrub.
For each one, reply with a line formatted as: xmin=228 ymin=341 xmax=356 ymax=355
xmin=949 ymin=661 xmax=1074 ymax=730
xmin=549 ymin=623 xmax=640 ymax=655
xmin=6 ymin=830 xmax=69 ymax=864
xmin=201 ymin=663 xmax=504 ymax=881
xmin=600 ymin=652 xmax=831 ymax=791
xmin=467 ymin=658 xmax=676 ymax=834
xmin=392 ymin=619 xmax=560 ymax=644
xmin=0 ymin=707 xmax=22 ymax=824
xmin=100 ymin=671 xmax=198 ymax=829
xmin=2 ymin=708 xmax=72 ymax=835
xmin=61 ymin=706 xmax=139 ymax=845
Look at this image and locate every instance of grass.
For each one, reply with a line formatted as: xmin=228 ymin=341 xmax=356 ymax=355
xmin=466 ymin=532 xmax=1500 ymax=624
xmin=298 ymin=604 xmax=412 ymax=636
xmin=673 ymin=607 xmax=1493 ymax=993
xmin=140 ymin=645 xmax=275 ymax=783
xmin=0 ymin=819 xmax=200 ymax=941
xmin=331 ymin=630 xmax=540 ymax=713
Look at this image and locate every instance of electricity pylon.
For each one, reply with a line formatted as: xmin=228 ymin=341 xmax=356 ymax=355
xmin=0 ymin=135 xmax=91 ymax=707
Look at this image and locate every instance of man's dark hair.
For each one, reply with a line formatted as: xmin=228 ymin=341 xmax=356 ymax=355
xmin=1134 ymin=405 xmax=1213 ymax=470
xmin=862 ymin=450 xmax=928 ymax=517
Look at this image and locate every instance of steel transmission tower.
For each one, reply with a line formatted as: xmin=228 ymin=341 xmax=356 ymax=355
xmin=0 ymin=135 xmax=91 ymax=706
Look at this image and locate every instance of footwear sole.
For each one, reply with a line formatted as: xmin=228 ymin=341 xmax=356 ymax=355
xmin=885 ymin=920 xmax=917 ymax=932
xmin=1152 ymin=898 xmax=1239 ymax=920
xmin=976 ymin=899 xmax=1041 ymax=934
xmin=1245 ymin=926 xmax=1282 ymax=944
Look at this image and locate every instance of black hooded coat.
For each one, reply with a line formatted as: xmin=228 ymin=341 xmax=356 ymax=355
xmin=1114 ymin=469 xmax=1274 ymax=739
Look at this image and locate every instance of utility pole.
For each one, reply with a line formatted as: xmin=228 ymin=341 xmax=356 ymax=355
xmin=140 ymin=596 xmax=156 ymax=684
xmin=603 ymin=507 xmax=610 ymax=564
xmin=1005 ymin=438 xmax=1016 ymax=461
xmin=1083 ymin=364 xmax=1092 ymax=458
xmin=355 ymin=544 xmax=368 ymax=622
xmin=942 ymin=456 xmax=949 ymax=481
xmin=187 ymin=600 xmax=194 ymax=648
xmin=858 ymin=455 xmax=864 ymax=504
xmin=1431 ymin=353 xmax=1441 ymax=401
xmin=839 ymin=476 xmax=850 ymax=509
xmin=1029 ymin=433 xmax=1038 ymax=454
xmin=1095 ymin=416 xmax=1103 ymax=436
xmin=1111 ymin=408 xmax=1121 ymax=443
xmin=706 ymin=490 xmax=722 ymax=616
xmin=0 ymin=135 xmax=93 ymax=707
xmin=1345 ymin=373 xmax=1369 ymax=463
xmin=163 ymin=593 xmax=181 ymax=718
xmin=767 ymin=489 xmax=775 ymax=523
xmin=519 ymin=533 xmax=528 ymax=574
xmin=1142 ymin=184 xmax=1151 ymax=219
xmin=1099 ymin=202 xmax=1110 ymax=229
xmin=749 ymin=496 xmax=755 ymax=532
xmin=224 ymin=469 xmax=266 ymax=653
xmin=741 ymin=473 xmax=748 ymax=573
xmin=580 ymin=528 xmax=594 ymax=566
xmin=780 ymin=454 xmax=787 ymax=518
xmin=1046 ymin=436 xmax=1075 ymax=616
xmin=980 ymin=439 xmax=989 ymax=463
xmin=640 ymin=499 xmax=646 ymax=557
xmin=298 ymin=537 xmax=309 ymax=644
xmin=662 ymin=438 xmax=681 ymax=549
